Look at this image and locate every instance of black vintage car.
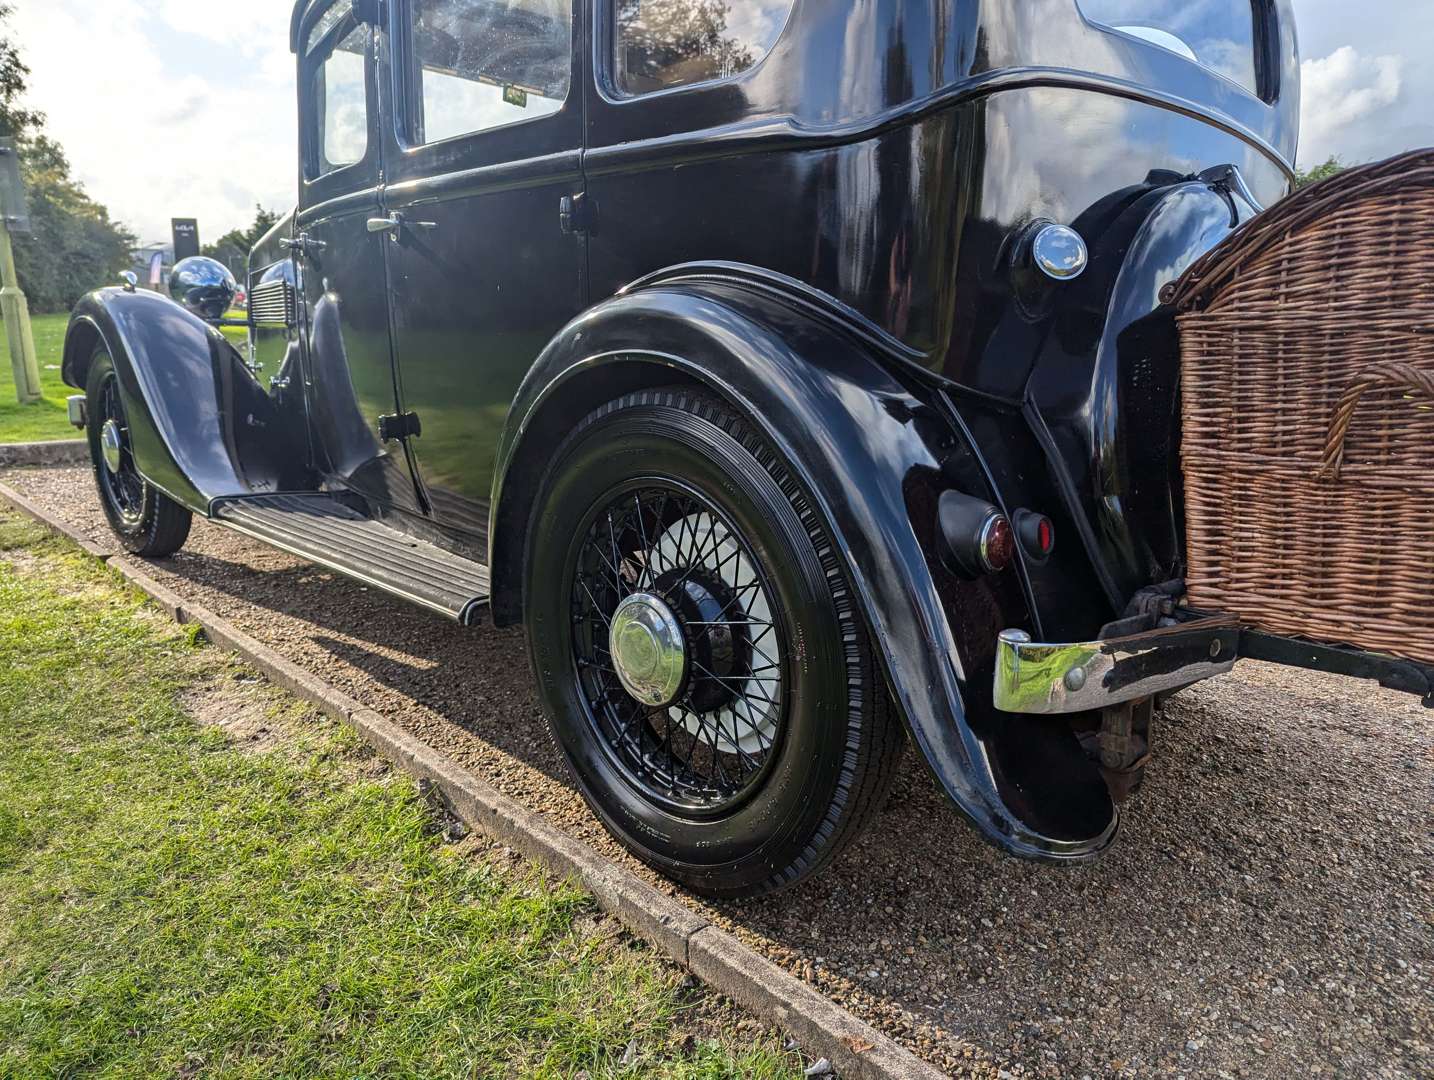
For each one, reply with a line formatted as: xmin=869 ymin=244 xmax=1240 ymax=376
xmin=64 ymin=0 xmax=1407 ymax=898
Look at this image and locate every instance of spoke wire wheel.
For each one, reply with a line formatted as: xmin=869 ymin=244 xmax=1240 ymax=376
xmin=526 ymin=387 xmax=904 ymax=899
xmin=95 ymin=369 xmax=145 ymax=525
xmin=570 ymin=482 xmax=787 ymax=816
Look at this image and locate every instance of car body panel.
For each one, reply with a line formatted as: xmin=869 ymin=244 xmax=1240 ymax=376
xmin=489 ymin=275 xmax=1119 ymax=858
xmin=62 ymin=289 xmax=307 ymax=511
xmin=60 ymin=0 xmax=1307 ymax=858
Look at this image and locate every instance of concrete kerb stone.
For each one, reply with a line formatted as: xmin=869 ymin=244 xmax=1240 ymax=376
xmin=0 ymin=476 xmax=948 ymax=1080
xmin=0 ymin=440 xmax=87 ymax=468
xmin=0 ymin=478 xmax=112 ymax=559
xmin=690 ymin=925 xmax=937 ymax=1080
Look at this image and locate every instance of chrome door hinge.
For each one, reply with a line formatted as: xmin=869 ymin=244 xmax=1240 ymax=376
xmin=281 ymin=233 xmax=327 ymax=259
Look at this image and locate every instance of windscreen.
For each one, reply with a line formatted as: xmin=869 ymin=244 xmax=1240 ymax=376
xmin=1078 ymin=0 xmax=1260 ymax=96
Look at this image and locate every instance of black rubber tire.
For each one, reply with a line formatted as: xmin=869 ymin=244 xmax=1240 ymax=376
xmin=85 ymin=350 xmax=192 ymax=557
xmin=525 ymin=387 xmax=903 ymax=898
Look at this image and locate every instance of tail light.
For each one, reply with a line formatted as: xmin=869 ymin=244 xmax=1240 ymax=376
xmin=938 ymin=494 xmax=1056 ymax=577
xmin=1013 ymin=509 xmax=1056 ymax=564
xmin=937 ymin=491 xmax=1014 ymax=577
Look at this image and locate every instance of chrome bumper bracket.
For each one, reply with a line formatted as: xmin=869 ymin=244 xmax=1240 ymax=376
xmin=993 ymin=616 xmax=1240 ymax=714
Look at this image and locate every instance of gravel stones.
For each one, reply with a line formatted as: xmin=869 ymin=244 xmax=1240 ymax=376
xmin=5 ymin=464 xmax=1429 ymax=1080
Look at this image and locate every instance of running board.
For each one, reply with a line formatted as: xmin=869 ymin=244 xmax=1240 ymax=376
xmin=211 ymin=493 xmax=489 ymax=624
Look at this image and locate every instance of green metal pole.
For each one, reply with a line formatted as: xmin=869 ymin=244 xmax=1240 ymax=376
xmin=0 ymin=214 xmax=42 ymax=405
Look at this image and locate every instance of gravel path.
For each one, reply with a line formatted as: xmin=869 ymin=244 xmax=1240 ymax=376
xmin=7 ymin=464 xmax=1430 ymax=1080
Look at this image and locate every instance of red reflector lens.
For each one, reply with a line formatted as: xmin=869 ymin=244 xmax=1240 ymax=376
xmin=981 ymin=515 xmax=1016 ymax=572
xmin=1037 ymin=517 xmax=1054 ymax=554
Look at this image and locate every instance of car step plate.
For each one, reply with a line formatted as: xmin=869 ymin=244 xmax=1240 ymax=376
xmin=212 ymin=493 xmax=489 ymax=624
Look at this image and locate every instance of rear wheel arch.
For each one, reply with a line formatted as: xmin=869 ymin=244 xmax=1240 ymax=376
xmin=489 ymin=356 xmax=709 ymax=626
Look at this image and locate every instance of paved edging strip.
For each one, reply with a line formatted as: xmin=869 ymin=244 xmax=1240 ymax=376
xmin=0 ymin=477 xmax=945 ymax=1080
xmin=0 ymin=478 xmax=113 ymax=559
xmin=0 ymin=439 xmax=88 ymax=468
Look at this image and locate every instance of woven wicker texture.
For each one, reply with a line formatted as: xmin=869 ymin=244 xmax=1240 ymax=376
xmin=1170 ymin=148 xmax=1434 ymax=665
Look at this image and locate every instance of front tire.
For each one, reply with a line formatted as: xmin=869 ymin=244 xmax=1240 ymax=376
xmin=525 ymin=387 xmax=902 ymax=898
xmin=85 ymin=350 xmax=192 ymax=557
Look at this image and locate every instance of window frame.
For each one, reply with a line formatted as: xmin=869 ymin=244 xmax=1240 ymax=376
xmin=597 ymin=0 xmax=797 ymax=104
xmin=389 ymin=0 xmax=577 ymax=153
xmin=300 ymin=0 xmax=378 ymax=185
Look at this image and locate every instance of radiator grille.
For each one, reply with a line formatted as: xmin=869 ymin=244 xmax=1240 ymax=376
xmin=249 ymin=278 xmax=295 ymax=326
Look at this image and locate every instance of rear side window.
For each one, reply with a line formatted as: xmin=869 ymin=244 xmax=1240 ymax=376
xmin=403 ymin=0 xmax=571 ymax=145
xmin=1078 ymin=0 xmax=1260 ymax=96
xmin=614 ymin=0 xmax=794 ymax=96
xmin=306 ymin=5 xmax=370 ymax=177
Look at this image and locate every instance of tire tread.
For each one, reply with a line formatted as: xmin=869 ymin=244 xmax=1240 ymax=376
xmin=546 ymin=385 xmax=903 ymax=898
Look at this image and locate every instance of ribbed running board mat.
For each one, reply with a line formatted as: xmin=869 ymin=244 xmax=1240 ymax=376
xmin=212 ymin=493 xmax=489 ymax=623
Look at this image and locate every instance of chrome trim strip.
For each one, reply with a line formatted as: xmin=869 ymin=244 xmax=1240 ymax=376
xmin=993 ymin=618 xmax=1240 ymax=714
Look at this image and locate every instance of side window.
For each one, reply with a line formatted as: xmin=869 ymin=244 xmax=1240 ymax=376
xmin=402 ymin=0 xmax=572 ymax=146
xmin=614 ymin=0 xmax=794 ymax=95
xmin=306 ymin=5 xmax=370 ymax=177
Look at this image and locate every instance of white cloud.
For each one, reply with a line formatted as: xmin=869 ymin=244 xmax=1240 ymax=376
xmin=13 ymin=0 xmax=298 ymax=245
xmin=1299 ymin=45 xmax=1404 ymax=165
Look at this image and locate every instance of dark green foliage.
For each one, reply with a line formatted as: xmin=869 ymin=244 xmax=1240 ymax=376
xmin=0 ymin=6 xmax=137 ymax=312
xmin=1294 ymin=156 xmax=1347 ymax=189
xmin=0 ymin=3 xmax=43 ymax=138
xmin=11 ymin=135 xmax=136 ymax=312
xmin=204 ymin=204 xmax=283 ymax=277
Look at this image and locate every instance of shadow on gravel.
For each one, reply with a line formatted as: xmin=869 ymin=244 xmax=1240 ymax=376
xmin=5 ymin=465 xmax=1430 ymax=1080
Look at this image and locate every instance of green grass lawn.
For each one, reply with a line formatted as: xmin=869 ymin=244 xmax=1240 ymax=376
xmin=0 ymin=510 xmax=799 ymax=1079
xmin=0 ymin=312 xmax=73 ymax=444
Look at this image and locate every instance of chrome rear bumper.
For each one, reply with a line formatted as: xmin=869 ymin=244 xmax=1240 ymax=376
xmin=993 ymin=616 xmax=1240 ymax=714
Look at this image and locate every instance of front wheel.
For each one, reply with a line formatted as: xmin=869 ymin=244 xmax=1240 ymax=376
xmin=525 ymin=387 xmax=903 ymax=898
xmin=85 ymin=350 xmax=192 ymax=557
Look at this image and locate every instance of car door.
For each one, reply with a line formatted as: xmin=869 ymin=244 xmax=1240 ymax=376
xmin=377 ymin=0 xmax=585 ymax=551
xmin=295 ymin=0 xmax=425 ymax=516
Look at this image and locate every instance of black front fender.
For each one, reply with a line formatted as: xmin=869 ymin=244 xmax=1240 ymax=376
xmin=63 ymin=288 xmax=304 ymax=511
xmin=491 ymin=275 xmax=1116 ymax=861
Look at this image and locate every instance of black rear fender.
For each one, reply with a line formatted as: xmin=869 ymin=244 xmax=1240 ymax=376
xmin=63 ymin=288 xmax=306 ymax=512
xmin=491 ymin=277 xmax=1116 ymax=860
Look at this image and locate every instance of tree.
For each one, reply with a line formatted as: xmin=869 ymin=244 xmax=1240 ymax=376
xmin=1295 ymin=156 xmax=1346 ymax=189
xmin=615 ymin=0 xmax=754 ymax=88
xmin=203 ymin=204 xmax=282 ymax=276
xmin=0 ymin=2 xmax=43 ymax=137
xmin=12 ymin=134 xmax=136 ymax=311
xmin=0 ymin=5 xmax=136 ymax=312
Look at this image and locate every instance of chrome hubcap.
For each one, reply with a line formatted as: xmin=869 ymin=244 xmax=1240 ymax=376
xmin=610 ymin=592 xmax=687 ymax=707
xmin=100 ymin=419 xmax=124 ymax=474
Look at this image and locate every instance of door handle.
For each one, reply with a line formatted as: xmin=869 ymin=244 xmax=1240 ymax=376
xmin=367 ymin=213 xmax=439 ymax=236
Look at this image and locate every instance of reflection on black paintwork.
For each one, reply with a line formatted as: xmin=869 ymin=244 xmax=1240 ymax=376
xmin=1078 ymin=0 xmax=1260 ymax=95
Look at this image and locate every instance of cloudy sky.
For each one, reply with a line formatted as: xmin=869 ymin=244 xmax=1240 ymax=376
xmin=11 ymin=0 xmax=1434 ymax=245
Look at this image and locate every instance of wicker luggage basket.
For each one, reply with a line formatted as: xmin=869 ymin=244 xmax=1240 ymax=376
xmin=1168 ymin=149 xmax=1434 ymax=666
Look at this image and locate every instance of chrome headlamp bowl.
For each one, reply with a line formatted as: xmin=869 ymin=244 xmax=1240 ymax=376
xmin=168 ymin=256 xmax=238 ymax=323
